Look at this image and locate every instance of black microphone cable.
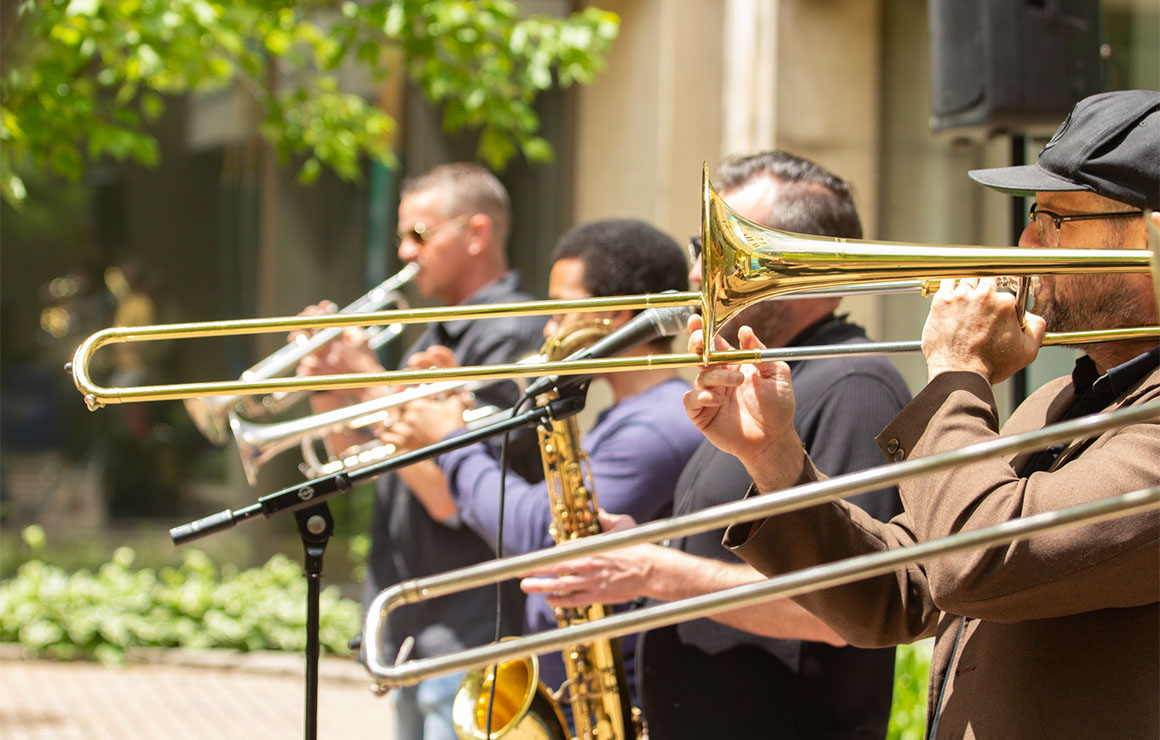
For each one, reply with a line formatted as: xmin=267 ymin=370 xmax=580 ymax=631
xmin=485 ymin=391 xmax=532 ymax=739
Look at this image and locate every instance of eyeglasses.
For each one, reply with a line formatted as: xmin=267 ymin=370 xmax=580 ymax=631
xmin=397 ymin=214 xmax=470 ymax=246
xmin=1028 ymin=203 xmax=1143 ymax=247
xmin=687 ymin=235 xmax=703 ymax=264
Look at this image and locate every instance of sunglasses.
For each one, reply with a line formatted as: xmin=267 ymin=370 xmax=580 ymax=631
xmin=687 ymin=235 xmax=703 ymax=263
xmin=397 ymin=214 xmax=470 ymax=246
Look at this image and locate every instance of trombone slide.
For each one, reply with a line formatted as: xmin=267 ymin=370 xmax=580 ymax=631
xmin=71 ymin=169 xmax=1156 ymax=409
xmin=81 ymin=327 xmax=1160 ymax=408
xmin=361 ymin=401 xmax=1160 ymax=691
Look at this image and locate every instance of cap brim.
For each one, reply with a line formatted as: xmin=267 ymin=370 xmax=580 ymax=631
xmin=968 ymin=164 xmax=1087 ymax=197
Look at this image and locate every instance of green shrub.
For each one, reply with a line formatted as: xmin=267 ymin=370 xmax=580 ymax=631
xmin=888 ymin=639 xmax=932 ymax=740
xmin=1 ymin=526 xmax=361 ymax=664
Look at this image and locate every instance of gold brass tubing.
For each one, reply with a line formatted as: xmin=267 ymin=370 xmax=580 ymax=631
xmin=361 ymin=401 xmax=1160 ymax=689
xmin=696 ymin=162 xmax=1153 ymax=362
xmin=70 ymin=167 xmax=1156 ymax=409
xmin=71 ymin=284 xmax=914 ymax=408
xmin=70 ymin=291 xmax=699 ymax=409
xmin=71 ymin=282 xmax=924 ymax=404
xmin=74 ymin=326 xmax=1159 ymax=408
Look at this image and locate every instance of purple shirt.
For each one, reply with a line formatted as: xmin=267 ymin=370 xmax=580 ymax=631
xmin=437 ymin=376 xmax=704 ymax=690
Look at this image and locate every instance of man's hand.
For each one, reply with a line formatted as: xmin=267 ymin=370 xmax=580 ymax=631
xmin=286 ymin=301 xmax=390 ymax=463
xmin=683 ymin=315 xmax=804 ymax=490
xmin=522 ymin=509 xmax=847 ymax=644
xmin=380 ymin=394 xmax=470 ymax=453
xmin=922 ymin=278 xmax=1046 ymax=384
xmin=291 ymin=301 xmax=391 ymax=408
xmin=521 ymin=511 xmax=661 ymax=607
xmin=379 ymin=345 xmax=468 ymax=452
xmin=405 ymin=345 xmax=457 ymax=371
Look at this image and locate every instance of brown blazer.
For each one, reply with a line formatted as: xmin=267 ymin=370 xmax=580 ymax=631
xmin=725 ymin=362 xmax=1160 ymax=739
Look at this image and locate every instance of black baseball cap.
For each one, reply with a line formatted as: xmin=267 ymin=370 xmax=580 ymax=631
xmin=968 ymin=90 xmax=1160 ymax=211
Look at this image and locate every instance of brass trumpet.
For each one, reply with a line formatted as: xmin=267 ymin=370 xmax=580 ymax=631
xmin=228 ymin=379 xmax=482 ymax=486
xmin=70 ymin=165 xmax=1157 ymax=408
xmin=359 ymin=401 xmax=1160 ymax=693
xmin=228 ymin=369 xmax=538 ymax=486
xmin=183 ymin=263 xmax=418 ymax=444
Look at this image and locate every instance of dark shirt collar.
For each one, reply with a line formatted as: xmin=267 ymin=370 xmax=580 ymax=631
xmin=1020 ymin=345 xmax=1157 ymax=475
xmin=1070 ymin=345 xmax=1159 ymax=400
xmin=435 ymin=270 xmax=524 ymax=343
xmin=785 ymin=313 xmax=843 ymax=348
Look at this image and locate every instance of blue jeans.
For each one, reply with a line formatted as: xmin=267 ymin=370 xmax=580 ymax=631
xmin=392 ymin=671 xmax=464 ymax=740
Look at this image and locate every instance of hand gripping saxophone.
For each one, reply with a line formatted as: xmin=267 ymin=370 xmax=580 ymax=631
xmin=453 ymin=321 xmax=640 ymax=740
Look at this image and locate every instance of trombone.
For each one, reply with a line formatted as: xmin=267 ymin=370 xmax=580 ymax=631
xmin=70 ymin=164 xmax=1158 ymax=408
xmin=359 ymin=401 xmax=1160 ymax=692
xmin=183 ymin=263 xmax=418 ymax=444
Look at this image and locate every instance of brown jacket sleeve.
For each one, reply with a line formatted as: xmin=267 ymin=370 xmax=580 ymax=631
xmin=880 ymin=370 xmax=1160 ymax=622
xmin=723 ymin=457 xmax=941 ymax=648
xmin=724 ymin=367 xmax=1160 ymax=645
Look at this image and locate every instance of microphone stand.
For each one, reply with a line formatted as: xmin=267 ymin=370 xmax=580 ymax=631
xmin=168 ymin=390 xmax=589 ymax=740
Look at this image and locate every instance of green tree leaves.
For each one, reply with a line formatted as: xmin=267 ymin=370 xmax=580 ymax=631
xmin=0 ymin=0 xmax=619 ymax=206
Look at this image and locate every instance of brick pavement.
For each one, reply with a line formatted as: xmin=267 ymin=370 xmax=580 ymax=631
xmin=0 ymin=651 xmax=395 ymax=739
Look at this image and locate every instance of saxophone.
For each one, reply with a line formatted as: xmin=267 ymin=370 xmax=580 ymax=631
xmin=538 ymin=395 xmax=640 ymax=738
xmin=453 ymin=321 xmax=640 ymax=740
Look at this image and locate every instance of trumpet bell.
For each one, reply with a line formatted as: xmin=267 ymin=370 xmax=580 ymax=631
xmin=453 ymin=656 xmax=568 ymax=740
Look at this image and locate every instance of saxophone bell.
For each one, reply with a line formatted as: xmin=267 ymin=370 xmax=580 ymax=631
xmin=453 ymin=652 xmax=569 ymax=740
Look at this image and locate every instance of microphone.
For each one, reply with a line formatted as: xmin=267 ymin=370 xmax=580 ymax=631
xmin=524 ymin=304 xmax=693 ymax=398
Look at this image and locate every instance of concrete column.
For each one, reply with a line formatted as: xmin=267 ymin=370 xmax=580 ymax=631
xmin=573 ymin=0 xmax=724 ymax=239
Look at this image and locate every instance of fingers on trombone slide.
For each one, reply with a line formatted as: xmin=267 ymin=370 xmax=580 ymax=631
xmin=933 ymin=276 xmax=1020 ymax=295
xmin=405 ymin=344 xmax=458 ymax=370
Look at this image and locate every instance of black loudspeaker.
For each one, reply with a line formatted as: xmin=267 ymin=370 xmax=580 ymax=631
xmin=928 ymin=0 xmax=1103 ymax=134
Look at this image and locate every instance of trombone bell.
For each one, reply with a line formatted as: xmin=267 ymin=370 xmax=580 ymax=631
xmin=697 ymin=163 xmax=1152 ymax=362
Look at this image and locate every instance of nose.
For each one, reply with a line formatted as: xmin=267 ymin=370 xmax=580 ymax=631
xmin=688 ymin=258 xmax=702 ymax=286
xmin=1018 ymin=220 xmax=1041 ymax=248
xmin=398 ymin=238 xmax=420 ymax=262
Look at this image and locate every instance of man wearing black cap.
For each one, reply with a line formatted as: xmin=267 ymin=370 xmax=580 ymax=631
xmin=682 ymin=89 xmax=1159 ymax=738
